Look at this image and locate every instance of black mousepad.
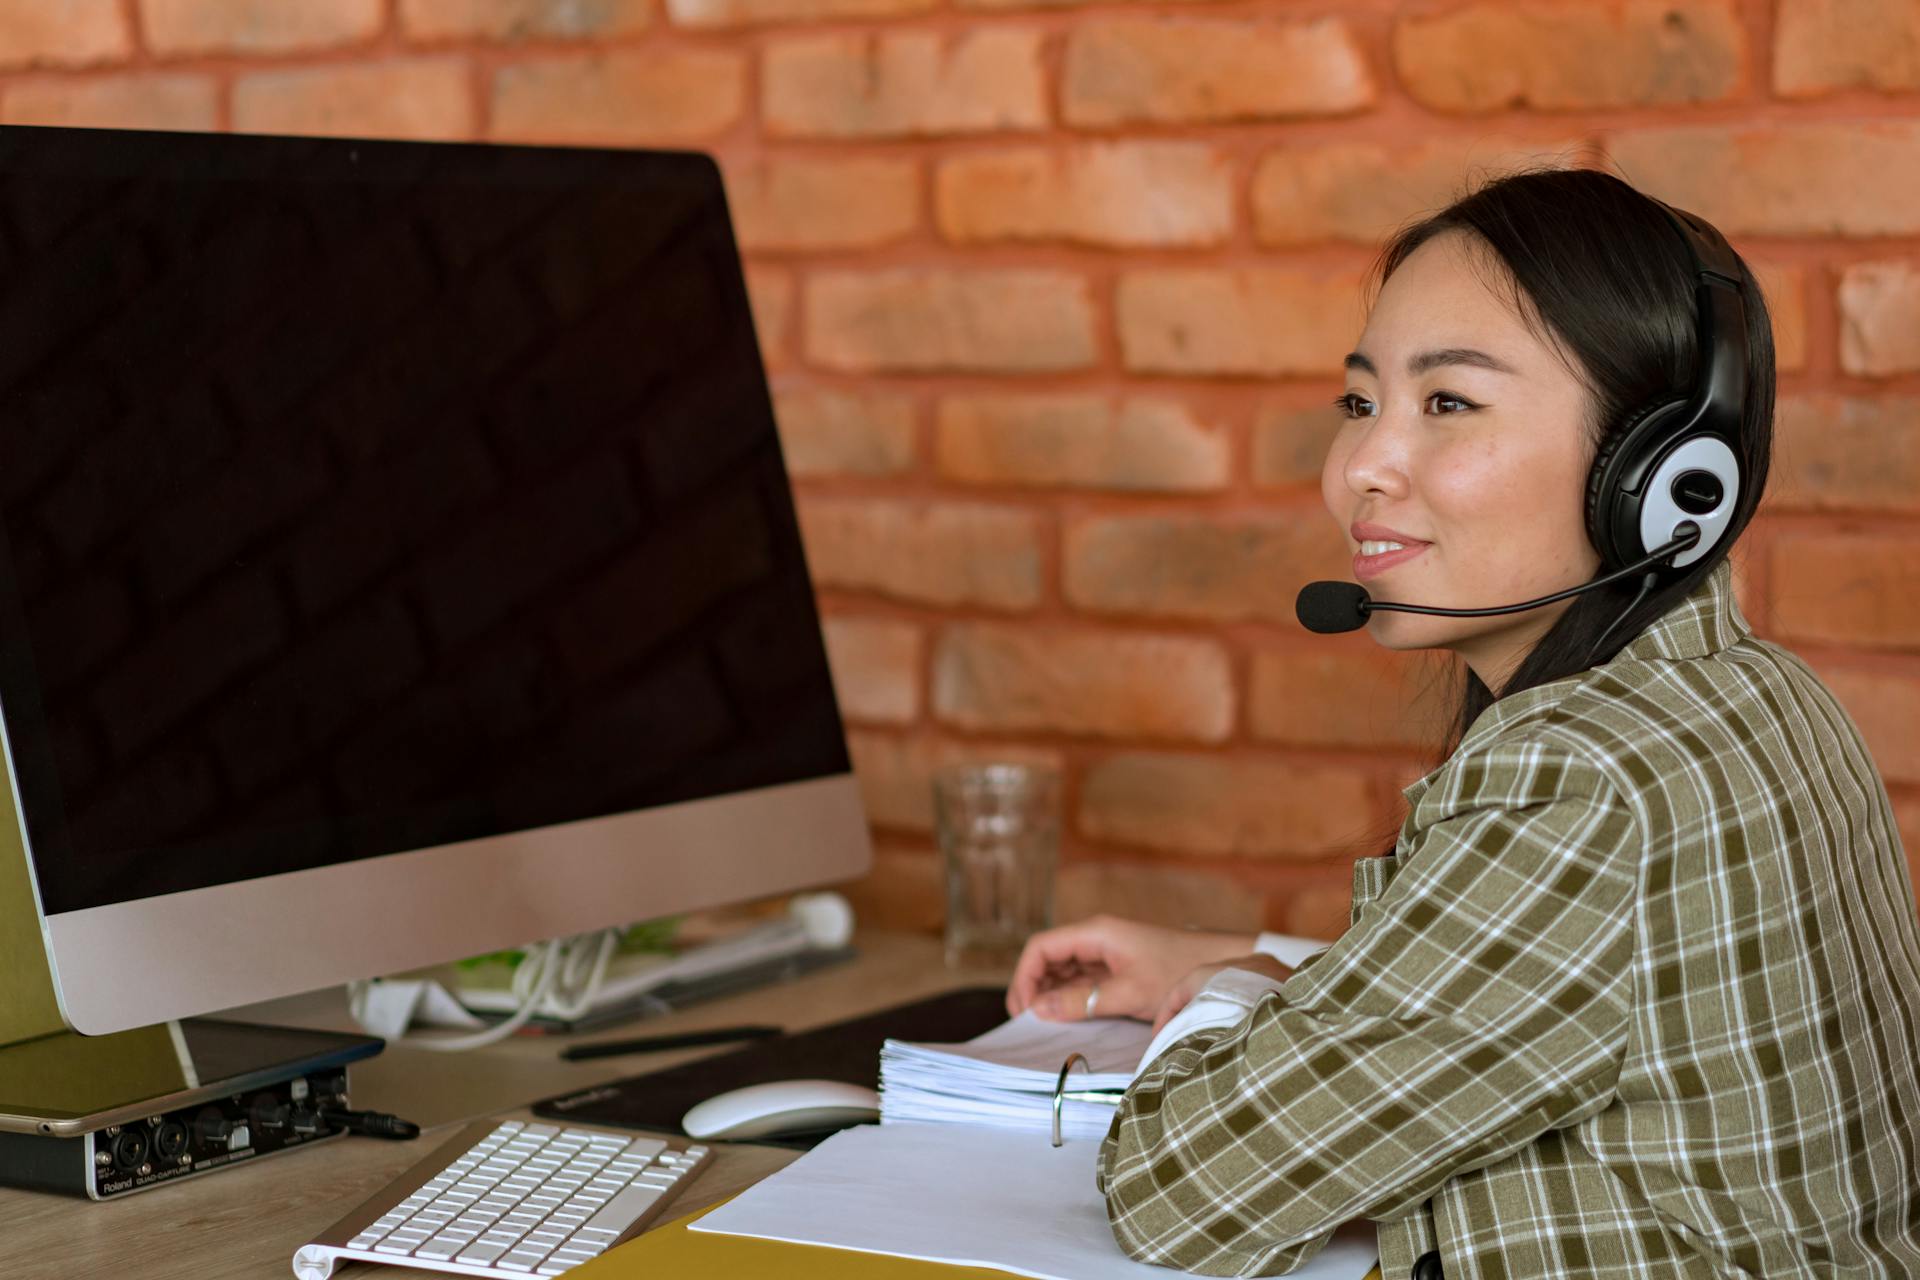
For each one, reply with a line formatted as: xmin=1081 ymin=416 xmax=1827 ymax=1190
xmin=532 ymin=985 xmax=1011 ymax=1149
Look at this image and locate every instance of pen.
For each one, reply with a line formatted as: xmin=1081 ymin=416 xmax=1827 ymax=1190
xmin=559 ymin=1024 xmax=783 ymax=1061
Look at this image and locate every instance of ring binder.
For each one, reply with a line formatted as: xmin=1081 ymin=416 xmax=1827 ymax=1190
xmin=1051 ymin=1052 xmax=1125 ymax=1147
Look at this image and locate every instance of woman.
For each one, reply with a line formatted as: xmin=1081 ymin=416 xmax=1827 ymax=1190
xmin=1006 ymin=169 xmax=1920 ymax=1278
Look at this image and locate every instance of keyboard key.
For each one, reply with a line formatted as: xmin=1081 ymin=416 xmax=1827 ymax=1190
xmin=455 ymin=1240 xmax=511 ymax=1265
xmin=414 ymin=1237 xmax=466 ymax=1262
xmin=582 ymin=1183 xmax=666 ymax=1234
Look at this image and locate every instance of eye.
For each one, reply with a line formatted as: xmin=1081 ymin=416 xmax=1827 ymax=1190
xmin=1426 ymin=391 xmax=1477 ymax=414
xmin=1332 ymin=392 xmax=1375 ymax=419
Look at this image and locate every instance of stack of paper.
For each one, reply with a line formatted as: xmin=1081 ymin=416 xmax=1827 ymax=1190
xmin=880 ymin=1012 xmax=1156 ymax=1142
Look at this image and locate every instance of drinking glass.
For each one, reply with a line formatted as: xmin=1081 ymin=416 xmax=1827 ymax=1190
xmin=933 ymin=763 xmax=1061 ymax=969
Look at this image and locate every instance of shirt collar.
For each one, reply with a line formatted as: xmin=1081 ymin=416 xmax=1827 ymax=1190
xmin=1616 ymin=556 xmax=1750 ymax=662
xmin=1398 ymin=558 xmax=1749 ymax=809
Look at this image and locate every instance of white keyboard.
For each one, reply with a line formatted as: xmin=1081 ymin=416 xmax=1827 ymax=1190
xmin=292 ymin=1119 xmax=712 ymax=1279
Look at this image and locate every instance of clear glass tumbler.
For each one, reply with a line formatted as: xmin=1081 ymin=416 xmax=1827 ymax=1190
xmin=933 ymin=763 xmax=1061 ymax=969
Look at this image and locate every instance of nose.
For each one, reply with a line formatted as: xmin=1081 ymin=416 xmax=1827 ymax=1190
xmin=1341 ymin=411 xmax=1411 ymax=502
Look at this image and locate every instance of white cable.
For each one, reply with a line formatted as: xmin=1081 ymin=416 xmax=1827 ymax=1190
xmin=345 ymin=929 xmax=619 ymax=1054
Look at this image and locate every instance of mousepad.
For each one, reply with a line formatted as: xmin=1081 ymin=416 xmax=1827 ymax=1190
xmin=532 ymin=985 xmax=1011 ymax=1149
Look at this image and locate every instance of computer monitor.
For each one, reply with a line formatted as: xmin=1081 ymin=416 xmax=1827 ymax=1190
xmin=0 ymin=124 xmax=870 ymax=1040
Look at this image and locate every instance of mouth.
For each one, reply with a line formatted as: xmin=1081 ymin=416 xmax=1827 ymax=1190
xmin=1352 ymin=537 xmax=1430 ymax=581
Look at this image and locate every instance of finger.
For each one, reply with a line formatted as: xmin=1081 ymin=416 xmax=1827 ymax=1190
xmin=1030 ymin=980 xmax=1099 ymax=1022
xmin=1149 ymin=976 xmax=1200 ymax=1036
xmin=1006 ymin=924 xmax=1122 ymax=1014
xmin=1032 ymin=972 xmax=1150 ymax=1023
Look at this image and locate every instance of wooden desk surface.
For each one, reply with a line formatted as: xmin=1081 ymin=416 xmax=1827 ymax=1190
xmin=0 ymin=931 xmax=1007 ymax=1280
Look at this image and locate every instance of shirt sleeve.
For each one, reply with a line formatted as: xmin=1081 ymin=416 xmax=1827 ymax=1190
xmin=1253 ymin=931 xmax=1333 ymax=972
xmin=1096 ymin=744 xmax=1639 ymax=1276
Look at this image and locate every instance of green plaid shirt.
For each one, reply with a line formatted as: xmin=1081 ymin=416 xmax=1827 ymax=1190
xmin=1098 ymin=560 xmax=1920 ymax=1278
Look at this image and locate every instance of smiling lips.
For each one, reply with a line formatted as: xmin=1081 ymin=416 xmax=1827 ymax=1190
xmin=1350 ymin=524 xmax=1431 ymax=581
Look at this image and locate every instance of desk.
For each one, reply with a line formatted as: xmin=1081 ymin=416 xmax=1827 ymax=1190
xmin=0 ymin=931 xmax=1007 ymax=1280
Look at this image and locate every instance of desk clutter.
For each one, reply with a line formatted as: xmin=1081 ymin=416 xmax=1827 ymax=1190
xmin=686 ymin=1122 xmax=1380 ymax=1280
xmin=537 ymin=986 xmax=1380 ymax=1280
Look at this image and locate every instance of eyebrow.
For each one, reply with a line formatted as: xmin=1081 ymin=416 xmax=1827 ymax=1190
xmin=1343 ymin=347 xmax=1519 ymax=377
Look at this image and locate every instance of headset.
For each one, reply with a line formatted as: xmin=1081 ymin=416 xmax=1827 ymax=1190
xmin=1296 ymin=195 xmax=1753 ymax=638
xmin=1584 ymin=197 xmax=1749 ymax=573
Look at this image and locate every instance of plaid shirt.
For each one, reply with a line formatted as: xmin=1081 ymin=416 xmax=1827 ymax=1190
xmin=1097 ymin=560 xmax=1920 ymax=1278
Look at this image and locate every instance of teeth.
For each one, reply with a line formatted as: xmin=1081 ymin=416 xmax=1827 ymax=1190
xmin=1359 ymin=540 xmax=1406 ymax=556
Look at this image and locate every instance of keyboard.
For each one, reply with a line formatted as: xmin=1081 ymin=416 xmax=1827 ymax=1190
xmin=292 ymin=1119 xmax=712 ymax=1279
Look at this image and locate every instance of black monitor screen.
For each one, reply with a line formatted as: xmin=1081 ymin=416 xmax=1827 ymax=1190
xmin=0 ymin=127 xmax=848 ymax=916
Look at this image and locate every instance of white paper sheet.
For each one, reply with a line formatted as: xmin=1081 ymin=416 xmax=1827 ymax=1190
xmin=692 ymin=1121 xmax=1379 ymax=1280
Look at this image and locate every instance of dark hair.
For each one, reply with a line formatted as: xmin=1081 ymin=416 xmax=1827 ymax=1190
xmin=1367 ymin=167 xmax=1776 ymax=757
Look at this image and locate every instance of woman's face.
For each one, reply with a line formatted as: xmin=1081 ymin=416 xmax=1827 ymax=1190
xmin=1321 ymin=230 xmax=1602 ymax=686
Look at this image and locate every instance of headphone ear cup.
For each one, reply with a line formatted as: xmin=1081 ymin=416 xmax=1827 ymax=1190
xmin=1585 ymin=397 xmax=1687 ymax=568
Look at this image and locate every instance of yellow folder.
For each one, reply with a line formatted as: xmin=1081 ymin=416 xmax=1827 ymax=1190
xmin=576 ymin=1196 xmax=1384 ymax=1280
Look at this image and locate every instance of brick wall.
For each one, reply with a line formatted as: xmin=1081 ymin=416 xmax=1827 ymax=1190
xmin=3 ymin=0 xmax=1917 ymax=937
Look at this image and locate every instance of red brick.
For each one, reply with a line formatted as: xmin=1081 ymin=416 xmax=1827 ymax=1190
xmin=669 ymin=0 xmax=933 ymax=27
xmin=1600 ymin=122 xmax=1920 ymax=237
xmin=1839 ymin=260 xmax=1920 ymax=377
xmin=1752 ymin=260 xmax=1808 ymax=373
xmin=1814 ymin=664 xmax=1920 ymax=785
xmin=1769 ymin=395 xmax=1920 ymax=514
xmin=1251 ymin=648 xmax=1454 ymax=753
xmin=1063 ymin=514 xmax=1350 ymax=623
xmin=960 ymin=0 xmax=1214 ymax=8
xmin=400 ymin=0 xmax=650 ymax=40
xmin=1055 ymin=862 xmax=1265 ymax=933
xmin=846 ymin=729 xmax=1062 ymax=832
xmin=798 ymin=498 xmax=1043 ymax=610
xmin=1395 ymin=0 xmax=1743 ymax=113
xmin=763 ymin=30 xmax=1045 ymax=139
xmin=1117 ymin=268 xmax=1363 ymax=376
xmin=490 ymin=49 xmax=744 ymax=145
xmin=935 ymin=143 xmax=1232 ymax=249
xmin=745 ymin=266 xmax=794 ymax=372
xmin=1775 ymin=0 xmax=1920 ymax=97
xmin=0 ymin=2 xmax=129 ymax=68
xmin=144 ymin=0 xmax=381 ymax=54
xmin=233 ymin=60 xmax=473 ymax=142
xmin=2 ymin=74 xmax=214 ymax=130
xmin=840 ymin=845 xmax=945 ymax=933
xmin=1272 ymin=881 xmax=1354 ymax=943
xmin=932 ymin=625 xmax=1232 ymax=742
xmin=1062 ymin=17 xmax=1373 ymax=127
xmin=1252 ymin=400 xmax=1343 ymax=490
xmin=935 ymin=394 xmax=1227 ymax=493
xmin=773 ymin=388 xmax=916 ymax=478
xmin=1078 ymin=753 xmax=1380 ymax=859
xmin=806 ymin=269 xmax=1096 ymax=374
xmin=1770 ymin=533 xmax=1920 ymax=653
xmin=822 ymin=616 xmax=921 ymax=725
xmin=1252 ymin=136 xmax=1588 ymax=246
xmin=725 ymin=156 xmax=918 ymax=252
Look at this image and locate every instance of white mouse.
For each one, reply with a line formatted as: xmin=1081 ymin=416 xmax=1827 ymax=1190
xmin=681 ymin=1079 xmax=882 ymax=1141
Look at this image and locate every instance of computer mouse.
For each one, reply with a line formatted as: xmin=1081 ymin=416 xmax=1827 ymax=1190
xmin=680 ymin=1079 xmax=882 ymax=1141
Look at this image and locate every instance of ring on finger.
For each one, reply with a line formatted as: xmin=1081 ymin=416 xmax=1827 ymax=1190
xmin=1085 ymin=983 xmax=1101 ymax=1019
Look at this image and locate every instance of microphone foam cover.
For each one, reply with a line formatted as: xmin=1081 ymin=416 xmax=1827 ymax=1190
xmin=1295 ymin=581 xmax=1372 ymax=634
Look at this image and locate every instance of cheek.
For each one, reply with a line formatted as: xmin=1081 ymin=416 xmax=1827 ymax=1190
xmin=1427 ymin=434 xmax=1595 ymax=571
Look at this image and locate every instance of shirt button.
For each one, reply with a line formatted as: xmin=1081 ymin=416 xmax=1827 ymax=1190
xmin=1412 ymin=1251 xmax=1445 ymax=1280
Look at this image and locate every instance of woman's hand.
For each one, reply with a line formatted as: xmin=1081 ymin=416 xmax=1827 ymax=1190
xmin=1148 ymin=953 xmax=1294 ymax=1036
xmin=1004 ymin=916 xmax=1259 ymax=1022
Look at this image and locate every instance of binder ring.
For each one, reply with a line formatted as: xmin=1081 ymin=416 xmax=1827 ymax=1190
xmin=1053 ymin=1052 xmax=1089 ymax=1148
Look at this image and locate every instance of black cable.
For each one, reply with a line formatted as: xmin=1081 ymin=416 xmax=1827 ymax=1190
xmin=319 ymin=1107 xmax=421 ymax=1140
